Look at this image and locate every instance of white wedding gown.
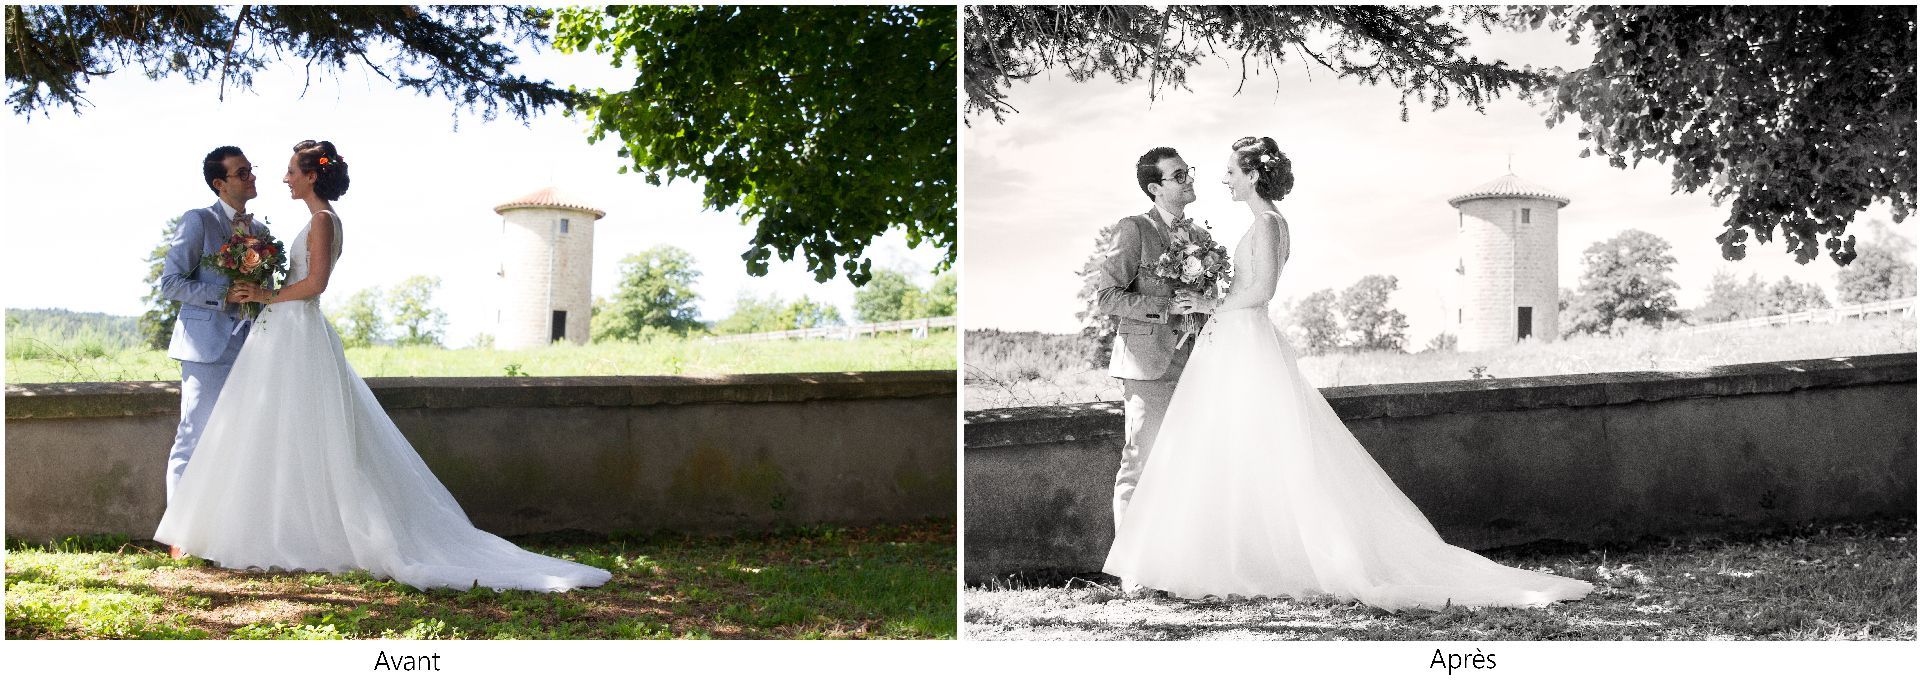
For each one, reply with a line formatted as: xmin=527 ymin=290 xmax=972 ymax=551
xmin=1103 ymin=211 xmax=1591 ymax=611
xmin=154 ymin=211 xmax=611 ymax=592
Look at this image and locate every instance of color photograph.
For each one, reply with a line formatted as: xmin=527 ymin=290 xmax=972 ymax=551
xmin=5 ymin=4 xmax=957 ymax=642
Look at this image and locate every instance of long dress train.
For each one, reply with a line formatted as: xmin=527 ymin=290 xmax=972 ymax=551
xmin=155 ymin=211 xmax=611 ymax=592
xmin=1103 ymin=211 xmax=1590 ymax=611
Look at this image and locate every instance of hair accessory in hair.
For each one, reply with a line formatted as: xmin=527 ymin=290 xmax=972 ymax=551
xmin=318 ymin=156 xmax=331 ymax=166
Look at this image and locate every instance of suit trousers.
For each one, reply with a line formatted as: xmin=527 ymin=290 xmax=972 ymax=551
xmin=1115 ymin=371 xmax=1180 ymax=533
xmin=167 ymin=321 xmax=248 ymax=502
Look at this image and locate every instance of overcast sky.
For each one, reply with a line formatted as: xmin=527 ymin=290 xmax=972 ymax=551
xmin=2 ymin=24 xmax=945 ymax=347
xmin=962 ymin=20 xmax=1902 ymax=345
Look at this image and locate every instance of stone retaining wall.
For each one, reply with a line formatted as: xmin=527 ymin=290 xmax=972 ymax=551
xmin=963 ymin=354 xmax=1916 ymax=582
xmin=6 ymin=371 xmax=957 ymax=542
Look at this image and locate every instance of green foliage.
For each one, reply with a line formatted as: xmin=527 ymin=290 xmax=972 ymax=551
xmin=594 ymin=246 xmax=705 ymax=342
xmin=5 ymin=5 xmax=577 ymax=121
xmin=1836 ymin=230 xmax=1918 ymax=305
xmin=715 ymin=292 xmax=788 ymax=335
xmin=386 ymin=276 xmax=447 ymax=347
xmin=554 ymin=5 xmax=956 ymax=286
xmin=139 ymin=214 xmax=183 ymax=350
xmin=965 ymin=5 xmax=1547 ymax=125
xmin=329 ymin=287 xmax=386 ymax=348
xmin=783 ymin=295 xmax=844 ymax=330
xmin=1515 ymin=5 xmax=1916 ymax=265
xmin=7 ymin=330 xmax=956 ymax=383
xmin=922 ymin=272 xmax=958 ymax=318
xmin=6 ymin=308 xmax=141 ymax=360
xmin=1338 ymin=275 xmax=1409 ymax=352
xmin=853 ymin=268 xmax=950 ymax=324
xmin=1564 ymin=229 xmax=1683 ymax=336
xmin=853 ymin=269 xmax=913 ymax=324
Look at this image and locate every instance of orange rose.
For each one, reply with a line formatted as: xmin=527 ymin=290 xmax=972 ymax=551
xmin=241 ymin=249 xmax=263 ymax=271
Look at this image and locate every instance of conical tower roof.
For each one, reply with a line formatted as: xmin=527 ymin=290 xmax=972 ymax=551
xmin=1447 ymin=173 xmax=1570 ymax=208
xmin=493 ymin=186 xmax=607 ymax=219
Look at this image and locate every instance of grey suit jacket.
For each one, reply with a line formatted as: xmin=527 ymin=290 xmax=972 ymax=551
xmin=160 ymin=202 xmax=265 ymax=362
xmin=1088 ymin=208 xmax=1211 ymax=380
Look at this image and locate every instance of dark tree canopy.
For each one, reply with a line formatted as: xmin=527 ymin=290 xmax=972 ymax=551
xmin=965 ymin=5 xmax=1547 ymax=125
xmin=555 ymin=5 xmax=955 ymax=286
xmin=5 ymin=5 xmax=576 ymax=121
xmin=1514 ymin=5 xmax=1916 ymax=266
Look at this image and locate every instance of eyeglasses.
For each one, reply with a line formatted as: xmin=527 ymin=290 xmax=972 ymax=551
xmin=225 ymin=167 xmax=256 ymax=180
xmin=1161 ymin=167 xmax=1194 ymax=184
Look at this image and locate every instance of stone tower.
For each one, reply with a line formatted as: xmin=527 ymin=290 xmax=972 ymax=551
xmin=1448 ymin=173 xmax=1570 ymax=351
xmin=493 ymin=187 xmax=605 ymax=350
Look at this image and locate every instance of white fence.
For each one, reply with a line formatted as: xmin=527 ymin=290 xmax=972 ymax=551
xmin=1688 ymin=297 xmax=1916 ymax=334
xmin=704 ymin=316 xmax=958 ymax=344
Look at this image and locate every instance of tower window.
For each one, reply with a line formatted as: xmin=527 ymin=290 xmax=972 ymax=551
xmin=551 ymin=311 xmax=567 ymax=342
xmin=559 ymin=218 xmax=571 ymax=234
xmin=1517 ymin=307 xmax=1533 ymax=340
xmin=1520 ymin=208 xmax=1532 ymax=224
xmin=1457 ymin=211 xmax=1463 ymax=228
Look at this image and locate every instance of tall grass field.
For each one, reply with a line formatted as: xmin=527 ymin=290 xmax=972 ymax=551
xmin=965 ymin=317 xmax=1915 ymax=410
xmin=5 ymin=308 xmax=955 ymax=383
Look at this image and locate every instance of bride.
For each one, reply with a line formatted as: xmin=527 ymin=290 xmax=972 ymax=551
xmin=154 ymin=140 xmax=611 ymax=592
xmin=1102 ymin=136 xmax=1591 ymax=611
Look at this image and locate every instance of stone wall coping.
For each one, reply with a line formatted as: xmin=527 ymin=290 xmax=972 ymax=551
xmin=965 ymin=353 xmax=1916 ymax=448
xmin=7 ymin=370 xmax=956 ymax=419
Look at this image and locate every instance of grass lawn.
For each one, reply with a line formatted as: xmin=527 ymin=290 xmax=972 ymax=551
xmin=5 ymin=331 xmax=956 ymax=384
xmin=963 ymin=519 xmax=1915 ymax=641
xmin=6 ymin=520 xmax=956 ymax=640
xmin=965 ymin=317 xmax=1915 ymax=410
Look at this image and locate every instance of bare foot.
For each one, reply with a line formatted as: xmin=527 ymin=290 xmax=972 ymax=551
xmin=169 ymin=545 xmax=186 ymax=560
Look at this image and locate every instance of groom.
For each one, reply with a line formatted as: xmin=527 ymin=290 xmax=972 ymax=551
xmin=1088 ymin=146 xmax=1210 ymax=533
xmin=159 ymin=146 xmax=265 ymax=554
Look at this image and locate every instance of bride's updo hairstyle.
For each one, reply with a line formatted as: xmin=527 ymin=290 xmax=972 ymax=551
xmin=1231 ymin=136 xmax=1293 ymax=202
xmin=293 ymin=140 xmax=350 ymax=201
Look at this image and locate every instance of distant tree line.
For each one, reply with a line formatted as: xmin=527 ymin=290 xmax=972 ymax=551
xmin=1558 ymin=225 xmax=1916 ymax=337
xmin=6 ymin=307 xmax=143 ymax=357
xmin=589 ymin=246 xmax=953 ymax=343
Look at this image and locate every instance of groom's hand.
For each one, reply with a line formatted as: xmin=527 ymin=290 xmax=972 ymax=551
xmin=226 ymin=283 xmax=256 ymax=303
xmin=1175 ymin=292 xmax=1215 ymax=315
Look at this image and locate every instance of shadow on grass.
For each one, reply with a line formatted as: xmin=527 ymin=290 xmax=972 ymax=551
xmin=965 ymin=519 xmax=1916 ymax=641
xmin=6 ymin=520 xmax=957 ymax=640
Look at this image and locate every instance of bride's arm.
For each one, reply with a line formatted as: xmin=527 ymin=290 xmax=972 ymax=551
xmin=262 ymin=215 xmax=336 ymax=304
xmin=1212 ymin=214 xmax=1289 ymax=312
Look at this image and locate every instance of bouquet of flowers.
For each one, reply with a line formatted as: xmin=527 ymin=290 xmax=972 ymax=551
xmin=1141 ymin=223 xmax=1232 ymax=347
xmin=201 ymin=225 xmax=287 ymax=322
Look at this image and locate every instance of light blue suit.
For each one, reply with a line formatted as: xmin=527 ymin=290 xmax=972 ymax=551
xmin=161 ymin=201 xmax=264 ymax=502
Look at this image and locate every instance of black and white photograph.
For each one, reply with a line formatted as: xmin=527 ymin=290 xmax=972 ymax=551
xmin=961 ymin=5 xmax=1916 ymax=642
